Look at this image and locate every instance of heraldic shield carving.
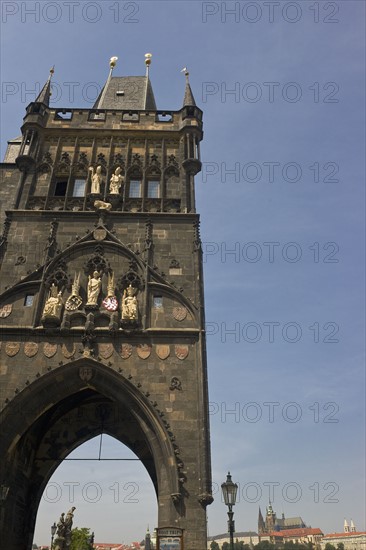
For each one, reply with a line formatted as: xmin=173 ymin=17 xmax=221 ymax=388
xmin=137 ymin=344 xmax=151 ymax=360
xmin=5 ymin=342 xmax=20 ymax=357
xmin=0 ymin=304 xmax=12 ymax=318
xmin=156 ymin=344 xmax=170 ymax=360
xmin=43 ymin=343 xmax=58 ymax=358
xmin=120 ymin=344 xmax=133 ymax=359
xmin=99 ymin=343 xmax=114 ymax=359
xmin=79 ymin=366 xmax=94 ymax=382
xmin=175 ymin=344 xmax=189 ymax=360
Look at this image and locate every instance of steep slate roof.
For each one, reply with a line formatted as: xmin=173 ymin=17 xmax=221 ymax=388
xmin=183 ymin=80 xmax=196 ymax=107
xmin=276 ymin=516 xmax=306 ymax=528
xmin=93 ymin=76 xmax=156 ymax=110
xmin=34 ymin=73 xmax=53 ymax=106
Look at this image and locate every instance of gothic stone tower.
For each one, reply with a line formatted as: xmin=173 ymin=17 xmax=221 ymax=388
xmin=0 ymin=60 xmax=213 ymax=549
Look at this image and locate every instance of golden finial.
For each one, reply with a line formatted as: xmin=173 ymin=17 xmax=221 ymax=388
xmin=145 ymin=53 xmax=152 ymax=67
xmin=145 ymin=53 xmax=152 ymax=77
xmin=110 ymin=56 xmax=118 ymax=69
xmin=181 ymin=67 xmax=189 ymax=81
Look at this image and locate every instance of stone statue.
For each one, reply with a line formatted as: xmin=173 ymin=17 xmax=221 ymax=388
xmin=42 ymin=283 xmax=63 ymax=321
xmin=53 ymin=507 xmax=76 ymax=550
xmin=56 ymin=513 xmax=65 ymax=538
xmin=94 ymin=199 xmax=112 ymax=211
xmin=86 ymin=271 xmax=102 ymax=306
xmin=64 ymin=506 xmax=75 ymax=548
xmin=64 ymin=506 xmax=75 ymax=530
xmin=122 ymin=284 xmax=138 ymax=320
xmin=109 ymin=166 xmax=124 ymax=194
xmin=89 ymin=165 xmax=102 ymax=194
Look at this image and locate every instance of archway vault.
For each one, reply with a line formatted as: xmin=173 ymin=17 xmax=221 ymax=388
xmin=0 ymin=358 xmax=182 ymax=550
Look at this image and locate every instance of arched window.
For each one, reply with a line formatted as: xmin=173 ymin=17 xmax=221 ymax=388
xmin=147 ymin=180 xmax=160 ymax=198
xmin=129 ymin=179 xmax=142 ymax=198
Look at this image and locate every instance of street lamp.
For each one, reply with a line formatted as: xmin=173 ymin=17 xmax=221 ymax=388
xmin=50 ymin=522 xmax=57 ymax=549
xmin=221 ymin=472 xmax=238 ymax=550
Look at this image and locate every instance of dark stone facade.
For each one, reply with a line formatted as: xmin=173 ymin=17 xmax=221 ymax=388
xmin=0 ymin=72 xmax=212 ymax=549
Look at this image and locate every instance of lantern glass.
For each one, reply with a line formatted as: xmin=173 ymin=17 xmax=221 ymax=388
xmin=221 ymin=472 xmax=238 ymax=506
xmin=51 ymin=522 xmax=57 ymax=536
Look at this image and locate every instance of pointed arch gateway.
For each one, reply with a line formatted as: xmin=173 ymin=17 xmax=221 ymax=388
xmin=0 ymin=358 xmax=182 ymax=550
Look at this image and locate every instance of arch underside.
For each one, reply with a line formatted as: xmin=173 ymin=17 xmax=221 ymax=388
xmin=29 ymin=389 xmax=159 ymax=494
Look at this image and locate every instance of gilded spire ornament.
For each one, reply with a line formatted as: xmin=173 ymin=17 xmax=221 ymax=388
xmin=145 ymin=53 xmax=152 ymax=77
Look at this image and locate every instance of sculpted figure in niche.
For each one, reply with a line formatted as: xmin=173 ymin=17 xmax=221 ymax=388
xmin=109 ymin=166 xmax=124 ymax=194
xmin=42 ymin=283 xmax=63 ymax=320
xmin=89 ymin=165 xmax=102 ymax=194
xmin=122 ymin=284 xmax=138 ymax=320
xmin=86 ymin=271 xmax=102 ymax=306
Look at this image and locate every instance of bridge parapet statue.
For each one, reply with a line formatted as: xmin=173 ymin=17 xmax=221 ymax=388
xmin=53 ymin=507 xmax=76 ymax=550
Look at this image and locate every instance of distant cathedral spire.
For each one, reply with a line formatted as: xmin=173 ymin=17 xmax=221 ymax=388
xmin=34 ymin=66 xmax=54 ymax=106
xmin=258 ymin=506 xmax=266 ymax=534
xmin=350 ymin=519 xmax=356 ymax=532
xmin=145 ymin=525 xmax=152 ymax=550
xmin=266 ymin=501 xmax=276 ymax=533
xmin=344 ymin=519 xmax=350 ymax=533
xmin=182 ymin=68 xmax=196 ymax=107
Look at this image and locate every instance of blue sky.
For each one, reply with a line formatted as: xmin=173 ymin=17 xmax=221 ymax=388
xmin=1 ymin=0 xmax=365 ymax=546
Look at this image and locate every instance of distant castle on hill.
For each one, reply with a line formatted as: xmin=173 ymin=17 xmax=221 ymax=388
xmin=258 ymin=503 xmax=306 ymax=534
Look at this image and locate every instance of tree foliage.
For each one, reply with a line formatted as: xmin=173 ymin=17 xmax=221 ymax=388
xmin=220 ymin=542 xmax=249 ymax=550
xmin=283 ymin=542 xmax=311 ymax=550
xmin=70 ymin=527 xmax=93 ymax=550
xmin=255 ymin=541 xmax=277 ymax=550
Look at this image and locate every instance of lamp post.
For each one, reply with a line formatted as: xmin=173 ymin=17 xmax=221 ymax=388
xmin=221 ymin=472 xmax=238 ymax=550
xmin=50 ymin=522 xmax=57 ymax=550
